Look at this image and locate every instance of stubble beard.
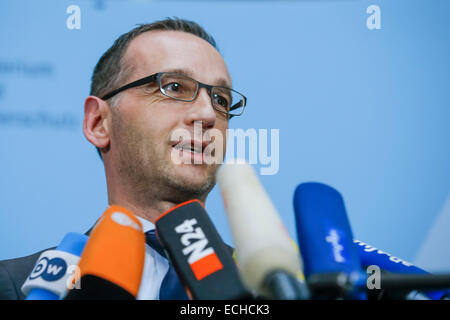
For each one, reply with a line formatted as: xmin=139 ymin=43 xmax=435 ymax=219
xmin=112 ymin=111 xmax=218 ymax=207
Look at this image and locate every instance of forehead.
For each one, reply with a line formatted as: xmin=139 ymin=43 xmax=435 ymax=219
xmin=123 ymin=30 xmax=232 ymax=87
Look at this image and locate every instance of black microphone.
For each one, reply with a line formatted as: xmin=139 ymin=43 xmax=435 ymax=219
xmin=155 ymin=199 xmax=253 ymax=300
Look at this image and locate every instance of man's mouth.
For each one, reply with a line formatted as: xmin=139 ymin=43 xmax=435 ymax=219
xmin=172 ymin=141 xmax=204 ymax=154
xmin=171 ymin=140 xmax=210 ymax=163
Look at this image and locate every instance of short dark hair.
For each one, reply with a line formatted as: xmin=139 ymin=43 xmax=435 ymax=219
xmin=90 ymin=17 xmax=218 ymax=160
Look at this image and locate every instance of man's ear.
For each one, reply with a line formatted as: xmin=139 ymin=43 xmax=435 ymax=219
xmin=83 ymin=96 xmax=111 ymax=150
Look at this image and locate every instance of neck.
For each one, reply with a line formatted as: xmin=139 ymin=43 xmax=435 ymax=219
xmin=107 ymin=197 xmax=175 ymax=223
xmin=106 ymin=180 xmax=208 ymax=224
xmin=103 ymin=156 xmax=209 ymax=223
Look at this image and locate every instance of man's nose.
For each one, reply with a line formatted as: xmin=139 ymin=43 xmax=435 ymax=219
xmin=184 ymin=87 xmax=217 ymax=129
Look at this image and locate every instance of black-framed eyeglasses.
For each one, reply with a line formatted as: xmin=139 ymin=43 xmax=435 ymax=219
xmin=100 ymin=72 xmax=247 ymax=118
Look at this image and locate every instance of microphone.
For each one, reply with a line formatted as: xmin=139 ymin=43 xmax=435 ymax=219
xmin=155 ymin=199 xmax=252 ymax=300
xmin=293 ymin=182 xmax=448 ymax=300
xmin=216 ymin=163 xmax=309 ymax=300
xmin=354 ymin=239 xmax=449 ymax=300
xmin=64 ymin=205 xmax=146 ymax=300
xmin=293 ymin=182 xmax=366 ymax=299
xmin=355 ymin=239 xmax=433 ymax=274
xmin=21 ymin=232 xmax=88 ymax=300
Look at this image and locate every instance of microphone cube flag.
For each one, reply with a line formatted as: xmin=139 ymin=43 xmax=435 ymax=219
xmin=155 ymin=199 xmax=251 ymax=300
xmin=156 ymin=200 xmax=223 ymax=281
xmin=69 ymin=205 xmax=146 ymax=298
xmin=21 ymin=232 xmax=88 ymax=300
xmin=173 ymin=218 xmax=224 ymax=281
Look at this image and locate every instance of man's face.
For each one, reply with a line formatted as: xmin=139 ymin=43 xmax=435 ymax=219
xmin=108 ymin=30 xmax=230 ymax=203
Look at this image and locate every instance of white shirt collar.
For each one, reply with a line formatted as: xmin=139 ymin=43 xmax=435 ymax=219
xmin=135 ymin=215 xmax=156 ymax=233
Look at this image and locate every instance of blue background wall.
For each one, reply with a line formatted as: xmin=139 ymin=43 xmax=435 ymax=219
xmin=1 ymin=0 xmax=449 ymax=272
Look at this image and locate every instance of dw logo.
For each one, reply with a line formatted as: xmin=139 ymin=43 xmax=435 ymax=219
xmin=29 ymin=257 xmax=67 ymax=282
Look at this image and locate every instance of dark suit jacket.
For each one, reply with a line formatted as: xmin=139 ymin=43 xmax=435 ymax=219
xmin=0 ymin=228 xmax=93 ymax=300
xmin=0 ymin=248 xmax=54 ymax=300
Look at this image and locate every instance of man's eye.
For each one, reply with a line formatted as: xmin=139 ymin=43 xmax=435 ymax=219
xmin=213 ymin=94 xmax=230 ymax=110
xmin=164 ymin=82 xmax=181 ymax=92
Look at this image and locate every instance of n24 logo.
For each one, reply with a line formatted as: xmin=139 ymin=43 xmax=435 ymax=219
xmin=175 ymin=219 xmax=214 ymax=264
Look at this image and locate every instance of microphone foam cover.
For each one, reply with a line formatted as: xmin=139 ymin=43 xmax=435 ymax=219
xmin=217 ymin=163 xmax=303 ymax=295
xmin=75 ymin=205 xmax=145 ymax=297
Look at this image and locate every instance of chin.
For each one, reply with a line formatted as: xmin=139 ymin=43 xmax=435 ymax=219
xmin=169 ymin=163 xmax=216 ymax=195
xmin=177 ymin=163 xmax=211 ymax=182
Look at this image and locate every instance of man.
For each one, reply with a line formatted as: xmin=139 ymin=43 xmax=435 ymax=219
xmin=0 ymin=17 xmax=246 ymax=300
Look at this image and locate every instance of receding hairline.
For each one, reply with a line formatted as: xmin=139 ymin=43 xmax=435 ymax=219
xmin=119 ymin=29 xmax=231 ymax=89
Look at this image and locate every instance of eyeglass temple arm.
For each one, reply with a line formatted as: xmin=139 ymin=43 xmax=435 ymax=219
xmin=100 ymin=74 xmax=158 ymax=100
xmin=229 ymin=97 xmax=246 ymax=112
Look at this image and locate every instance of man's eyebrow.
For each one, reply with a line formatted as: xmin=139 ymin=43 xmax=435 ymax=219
xmin=162 ymin=68 xmax=232 ymax=88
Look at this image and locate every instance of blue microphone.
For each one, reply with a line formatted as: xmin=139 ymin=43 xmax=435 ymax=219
xmin=354 ymin=239 xmax=449 ymax=300
xmin=293 ymin=182 xmax=366 ymax=299
xmin=22 ymin=232 xmax=88 ymax=300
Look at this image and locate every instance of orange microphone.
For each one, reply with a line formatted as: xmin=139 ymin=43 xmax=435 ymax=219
xmin=65 ymin=205 xmax=146 ymax=300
